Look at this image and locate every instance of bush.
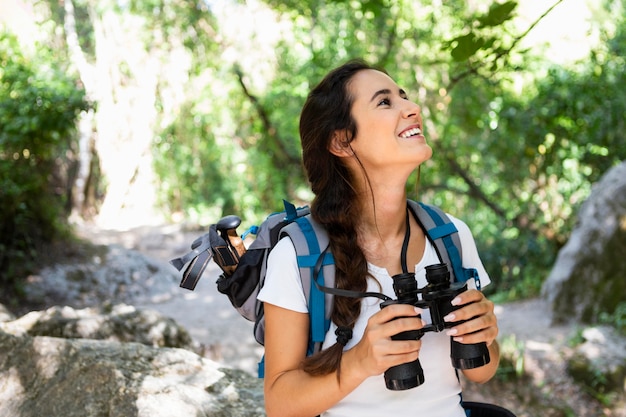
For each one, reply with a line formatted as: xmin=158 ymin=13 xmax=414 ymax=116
xmin=0 ymin=32 xmax=89 ymax=292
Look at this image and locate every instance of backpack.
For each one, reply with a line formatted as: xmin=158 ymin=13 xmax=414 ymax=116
xmin=169 ymin=199 xmax=480 ymax=377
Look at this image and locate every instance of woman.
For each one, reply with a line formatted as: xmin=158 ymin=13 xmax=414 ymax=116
xmin=257 ymin=59 xmax=500 ymax=417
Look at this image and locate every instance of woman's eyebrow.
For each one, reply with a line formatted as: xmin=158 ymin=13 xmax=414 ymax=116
xmin=369 ymin=88 xmax=407 ymax=102
xmin=369 ymin=88 xmax=392 ymax=103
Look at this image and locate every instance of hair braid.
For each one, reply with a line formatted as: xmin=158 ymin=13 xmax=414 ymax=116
xmin=298 ymin=59 xmax=380 ymax=379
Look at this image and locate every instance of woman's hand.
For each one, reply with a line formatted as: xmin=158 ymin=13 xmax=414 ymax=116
xmin=443 ymin=289 xmax=500 ymax=383
xmin=348 ymin=303 xmax=424 ymax=378
xmin=443 ymin=289 xmax=498 ymax=345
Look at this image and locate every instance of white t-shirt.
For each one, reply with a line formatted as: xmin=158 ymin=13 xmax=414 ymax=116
xmin=257 ymin=214 xmax=491 ymax=417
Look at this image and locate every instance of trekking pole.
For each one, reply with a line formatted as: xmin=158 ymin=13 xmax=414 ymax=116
xmin=215 ymin=215 xmax=247 ymax=275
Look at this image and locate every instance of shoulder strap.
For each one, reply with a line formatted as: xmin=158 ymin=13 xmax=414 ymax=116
xmin=280 ymin=212 xmax=391 ymax=354
xmin=407 ymin=200 xmax=480 ymax=288
xmin=280 ymin=214 xmax=335 ymax=354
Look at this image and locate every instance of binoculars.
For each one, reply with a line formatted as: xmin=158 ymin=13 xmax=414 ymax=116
xmin=380 ymin=263 xmax=490 ymax=390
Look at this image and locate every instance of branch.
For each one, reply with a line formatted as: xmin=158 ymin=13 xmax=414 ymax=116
xmin=232 ymin=65 xmax=299 ymax=167
xmin=423 ymin=118 xmax=511 ymax=225
xmin=443 ymin=154 xmax=507 ymax=219
xmin=378 ymin=4 xmax=401 ymax=65
xmin=233 ymin=65 xmax=274 ymax=136
xmin=510 ymin=0 xmax=566 ymax=52
xmin=447 ymin=0 xmax=566 ymax=92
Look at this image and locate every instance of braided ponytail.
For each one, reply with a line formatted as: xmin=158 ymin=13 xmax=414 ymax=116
xmin=298 ymin=59 xmax=380 ymax=380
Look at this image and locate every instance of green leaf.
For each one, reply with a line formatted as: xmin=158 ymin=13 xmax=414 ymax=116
xmin=450 ymin=33 xmax=485 ymax=62
xmin=477 ymin=1 xmax=517 ymax=28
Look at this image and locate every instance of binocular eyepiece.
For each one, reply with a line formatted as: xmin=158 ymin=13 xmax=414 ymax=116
xmin=380 ymin=263 xmax=490 ymax=391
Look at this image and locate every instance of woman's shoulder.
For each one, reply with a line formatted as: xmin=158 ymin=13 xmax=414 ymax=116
xmin=271 ymin=235 xmax=298 ymax=257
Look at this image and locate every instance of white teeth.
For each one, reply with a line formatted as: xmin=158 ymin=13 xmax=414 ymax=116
xmin=400 ymin=127 xmax=422 ymax=138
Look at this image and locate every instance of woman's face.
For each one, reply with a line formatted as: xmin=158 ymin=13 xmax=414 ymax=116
xmin=345 ymin=69 xmax=432 ymax=175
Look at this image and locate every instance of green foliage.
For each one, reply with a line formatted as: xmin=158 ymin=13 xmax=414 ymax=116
xmin=446 ymin=1 xmax=519 ymax=63
xmin=495 ymin=334 xmax=526 ymax=382
xmin=150 ymin=0 xmax=626 ymax=301
xmin=0 ymin=31 xmax=88 ymax=289
xmin=19 ymin=0 xmax=623 ymax=307
xmin=153 ymin=102 xmax=238 ymax=223
xmin=599 ymin=302 xmax=626 ymax=336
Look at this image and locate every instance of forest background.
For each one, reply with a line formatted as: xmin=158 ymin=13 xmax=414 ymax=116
xmin=0 ymin=0 xmax=625 ymax=321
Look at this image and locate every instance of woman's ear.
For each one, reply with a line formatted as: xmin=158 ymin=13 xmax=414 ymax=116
xmin=328 ymin=130 xmax=353 ymax=157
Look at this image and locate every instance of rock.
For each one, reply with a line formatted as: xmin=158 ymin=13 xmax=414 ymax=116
xmin=0 ymin=304 xmax=15 ymax=322
xmin=0 ymin=304 xmax=266 ymax=416
xmin=567 ymin=326 xmax=626 ymax=397
xmin=542 ymin=161 xmax=626 ymax=324
xmin=0 ymin=326 xmax=265 ymax=417
xmin=0 ymin=303 xmax=195 ymax=350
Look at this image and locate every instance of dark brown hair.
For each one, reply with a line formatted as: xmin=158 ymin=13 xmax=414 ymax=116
xmin=299 ymin=59 xmax=380 ymax=377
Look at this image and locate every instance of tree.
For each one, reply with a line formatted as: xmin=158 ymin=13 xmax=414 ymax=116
xmin=0 ymin=31 xmax=88 ymax=288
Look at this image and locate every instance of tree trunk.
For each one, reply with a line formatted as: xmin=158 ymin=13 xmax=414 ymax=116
xmin=63 ymin=0 xmax=99 ymax=220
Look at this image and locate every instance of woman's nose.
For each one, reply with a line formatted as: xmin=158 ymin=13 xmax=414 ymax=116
xmin=403 ymin=101 xmax=421 ymax=119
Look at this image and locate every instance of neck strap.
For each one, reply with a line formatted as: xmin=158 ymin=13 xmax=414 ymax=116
xmin=400 ymin=208 xmax=411 ymax=274
xmin=312 ymin=207 xmax=412 ymax=302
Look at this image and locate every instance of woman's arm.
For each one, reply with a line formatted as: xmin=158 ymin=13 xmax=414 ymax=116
xmin=263 ymin=302 xmax=424 ymax=417
xmin=462 ymin=340 xmax=500 ymax=383
xmin=262 ymin=303 xmax=364 ymax=417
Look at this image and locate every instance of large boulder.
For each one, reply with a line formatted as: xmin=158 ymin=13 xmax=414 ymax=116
xmin=0 ymin=304 xmax=265 ymax=417
xmin=1 ymin=303 xmax=195 ymax=350
xmin=542 ymin=162 xmax=626 ymax=324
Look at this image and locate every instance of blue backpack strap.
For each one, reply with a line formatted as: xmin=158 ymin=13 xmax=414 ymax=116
xmin=259 ymin=203 xmax=333 ymax=377
xmin=294 ymin=215 xmax=327 ymax=348
xmin=408 ymin=200 xmax=480 ymax=288
xmin=280 ymin=210 xmax=334 ymax=355
xmin=258 ymin=355 xmax=265 ymax=378
xmin=283 ymin=199 xmax=299 ymax=222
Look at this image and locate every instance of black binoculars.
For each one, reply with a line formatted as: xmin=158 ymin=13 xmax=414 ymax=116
xmin=380 ymin=263 xmax=490 ymax=390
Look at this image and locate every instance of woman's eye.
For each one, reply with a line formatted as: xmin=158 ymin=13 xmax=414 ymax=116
xmin=377 ymin=98 xmax=391 ymax=106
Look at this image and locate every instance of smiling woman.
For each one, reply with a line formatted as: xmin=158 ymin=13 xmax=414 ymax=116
xmin=257 ymin=59 xmax=506 ymax=417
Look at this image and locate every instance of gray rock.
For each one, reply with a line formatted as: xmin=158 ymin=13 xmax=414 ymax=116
xmin=0 ymin=329 xmax=265 ymax=417
xmin=542 ymin=161 xmax=626 ymax=323
xmin=1 ymin=303 xmax=195 ymax=350
xmin=567 ymin=326 xmax=626 ymax=396
xmin=0 ymin=302 xmax=266 ymax=416
xmin=0 ymin=304 xmax=15 ymax=322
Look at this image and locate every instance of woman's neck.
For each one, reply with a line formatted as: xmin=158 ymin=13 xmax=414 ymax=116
xmin=355 ymin=189 xmax=409 ymax=241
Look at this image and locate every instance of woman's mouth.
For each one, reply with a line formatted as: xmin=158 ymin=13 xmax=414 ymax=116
xmin=399 ymin=127 xmax=422 ymax=138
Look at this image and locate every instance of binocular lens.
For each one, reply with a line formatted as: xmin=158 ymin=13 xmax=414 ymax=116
xmin=384 ymin=358 xmax=425 ymax=390
xmin=451 ymin=340 xmax=491 ymax=369
xmin=424 ymin=263 xmax=449 ymax=286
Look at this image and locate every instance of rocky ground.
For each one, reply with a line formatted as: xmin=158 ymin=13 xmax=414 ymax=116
xmin=9 ymin=222 xmax=625 ymax=417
